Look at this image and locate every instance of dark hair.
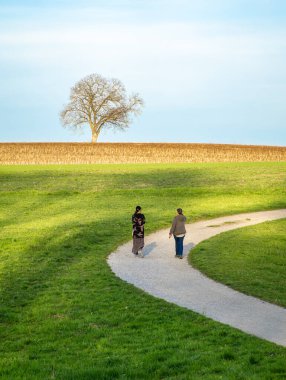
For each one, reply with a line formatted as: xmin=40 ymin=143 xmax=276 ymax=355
xmin=177 ymin=208 xmax=183 ymax=214
xmin=135 ymin=205 xmax=142 ymax=213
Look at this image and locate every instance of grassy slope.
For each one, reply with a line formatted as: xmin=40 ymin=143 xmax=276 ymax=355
xmin=1 ymin=162 xmax=286 ymax=379
xmin=190 ymin=219 xmax=286 ymax=308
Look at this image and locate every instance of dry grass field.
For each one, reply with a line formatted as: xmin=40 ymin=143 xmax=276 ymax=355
xmin=1 ymin=142 xmax=286 ymax=164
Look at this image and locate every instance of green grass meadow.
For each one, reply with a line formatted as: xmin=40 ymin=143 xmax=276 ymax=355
xmin=191 ymin=218 xmax=286 ymax=308
xmin=1 ymin=162 xmax=286 ymax=379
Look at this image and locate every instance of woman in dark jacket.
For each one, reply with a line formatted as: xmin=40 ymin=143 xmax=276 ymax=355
xmin=132 ymin=206 xmax=145 ymax=257
xmin=169 ymin=208 xmax=186 ymax=259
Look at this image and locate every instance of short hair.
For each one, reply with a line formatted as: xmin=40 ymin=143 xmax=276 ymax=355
xmin=177 ymin=208 xmax=183 ymax=214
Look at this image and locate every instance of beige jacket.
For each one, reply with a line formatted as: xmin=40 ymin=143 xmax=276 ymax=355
xmin=169 ymin=214 xmax=187 ymax=236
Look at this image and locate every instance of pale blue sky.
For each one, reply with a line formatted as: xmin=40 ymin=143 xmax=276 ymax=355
xmin=1 ymin=0 xmax=286 ymax=144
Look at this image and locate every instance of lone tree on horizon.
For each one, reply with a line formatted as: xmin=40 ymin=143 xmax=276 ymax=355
xmin=60 ymin=73 xmax=144 ymax=142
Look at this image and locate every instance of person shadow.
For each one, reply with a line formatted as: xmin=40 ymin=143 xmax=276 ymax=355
xmin=143 ymin=242 xmax=157 ymax=257
xmin=184 ymin=242 xmax=195 ymax=256
xmin=141 ymin=242 xmax=194 ymax=258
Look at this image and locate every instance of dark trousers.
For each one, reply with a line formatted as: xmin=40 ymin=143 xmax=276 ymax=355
xmin=174 ymin=235 xmax=184 ymax=257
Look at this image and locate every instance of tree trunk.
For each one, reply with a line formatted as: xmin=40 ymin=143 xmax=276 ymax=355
xmin=91 ymin=130 xmax=99 ymax=143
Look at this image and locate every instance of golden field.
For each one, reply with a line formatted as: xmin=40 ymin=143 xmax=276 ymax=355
xmin=1 ymin=142 xmax=286 ymax=164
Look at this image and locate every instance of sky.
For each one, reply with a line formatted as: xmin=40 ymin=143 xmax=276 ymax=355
xmin=0 ymin=0 xmax=286 ymax=145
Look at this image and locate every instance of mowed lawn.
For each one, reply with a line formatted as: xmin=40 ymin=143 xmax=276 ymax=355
xmin=0 ymin=162 xmax=286 ymax=380
xmin=191 ymin=219 xmax=286 ymax=308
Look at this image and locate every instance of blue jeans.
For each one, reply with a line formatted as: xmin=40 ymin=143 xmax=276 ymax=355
xmin=174 ymin=235 xmax=184 ymax=257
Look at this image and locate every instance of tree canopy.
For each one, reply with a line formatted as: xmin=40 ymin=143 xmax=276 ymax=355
xmin=60 ymin=74 xmax=144 ymax=142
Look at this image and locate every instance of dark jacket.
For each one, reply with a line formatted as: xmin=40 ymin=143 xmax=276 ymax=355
xmin=170 ymin=214 xmax=186 ymax=236
xmin=132 ymin=213 xmax=145 ymax=238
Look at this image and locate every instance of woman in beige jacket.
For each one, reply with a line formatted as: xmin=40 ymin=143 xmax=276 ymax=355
xmin=169 ymin=208 xmax=186 ymax=259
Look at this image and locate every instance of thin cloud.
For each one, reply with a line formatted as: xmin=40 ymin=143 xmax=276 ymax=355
xmin=0 ymin=2 xmax=286 ymax=143
xmin=1 ymin=21 xmax=285 ymax=106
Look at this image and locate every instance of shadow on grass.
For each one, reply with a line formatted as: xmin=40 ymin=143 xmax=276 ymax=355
xmin=1 ymin=197 xmax=286 ymax=324
xmin=1 ymin=206 xmax=286 ymax=379
xmin=0 ymin=215 xmax=127 ymax=324
xmin=2 ymin=162 xmax=286 ymax=193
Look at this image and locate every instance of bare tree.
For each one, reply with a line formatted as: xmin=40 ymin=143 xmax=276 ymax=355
xmin=60 ymin=74 xmax=144 ymax=142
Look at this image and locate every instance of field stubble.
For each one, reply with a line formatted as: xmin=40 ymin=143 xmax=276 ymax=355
xmin=1 ymin=142 xmax=286 ymax=164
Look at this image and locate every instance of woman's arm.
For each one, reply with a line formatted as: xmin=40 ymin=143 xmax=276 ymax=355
xmin=169 ymin=216 xmax=177 ymax=237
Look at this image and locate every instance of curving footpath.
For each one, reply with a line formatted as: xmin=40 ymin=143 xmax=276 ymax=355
xmin=108 ymin=209 xmax=286 ymax=347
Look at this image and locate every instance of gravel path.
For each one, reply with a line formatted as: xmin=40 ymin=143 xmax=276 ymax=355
xmin=108 ymin=209 xmax=286 ymax=347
